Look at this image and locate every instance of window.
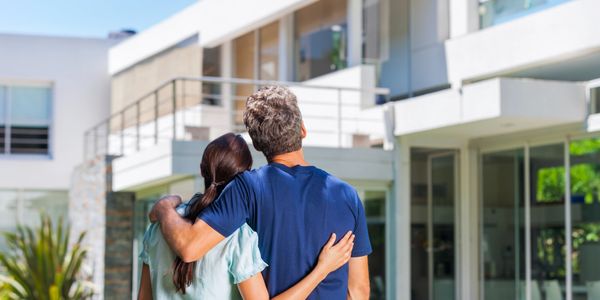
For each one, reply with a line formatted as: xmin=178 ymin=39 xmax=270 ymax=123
xmin=0 ymin=84 xmax=52 ymax=156
xmin=479 ymin=0 xmax=572 ymax=29
xmin=202 ymin=46 xmax=222 ymax=105
xmin=231 ymin=22 xmax=281 ymax=129
xmin=294 ymin=0 xmax=348 ymax=81
xmin=259 ymin=21 xmax=280 ymax=81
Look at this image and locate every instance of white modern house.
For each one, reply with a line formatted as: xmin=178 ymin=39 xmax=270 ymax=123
xmin=3 ymin=0 xmax=600 ymax=300
xmin=383 ymin=0 xmax=600 ymax=300
xmin=72 ymin=0 xmax=600 ymax=299
xmin=0 ymin=33 xmax=112 ymax=251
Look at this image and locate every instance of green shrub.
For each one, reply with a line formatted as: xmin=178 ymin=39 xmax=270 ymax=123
xmin=0 ymin=214 xmax=94 ymax=300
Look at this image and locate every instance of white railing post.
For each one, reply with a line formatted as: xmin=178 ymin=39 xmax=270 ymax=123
xmin=338 ymin=88 xmax=343 ymax=147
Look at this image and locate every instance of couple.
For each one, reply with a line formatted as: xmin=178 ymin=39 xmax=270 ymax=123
xmin=139 ymin=86 xmax=372 ymax=299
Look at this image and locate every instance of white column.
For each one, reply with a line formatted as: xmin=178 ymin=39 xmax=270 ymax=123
xmin=347 ymin=0 xmax=363 ymax=67
xmin=278 ymin=15 xmax=294 ymax=81
xmin=459 ymin=144 xmax=480 ymax=300
xmin=392 ymin=136 xmax=411 ymax=300
xmin=220 ymin=41 xmax=233 ymax=131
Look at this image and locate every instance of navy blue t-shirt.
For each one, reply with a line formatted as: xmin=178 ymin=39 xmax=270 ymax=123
xmin=198 ymin=162 xmax=372 ymax=299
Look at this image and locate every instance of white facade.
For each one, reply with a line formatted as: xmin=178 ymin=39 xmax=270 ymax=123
xmin=0 ymin=34 xmax=112 ymax=190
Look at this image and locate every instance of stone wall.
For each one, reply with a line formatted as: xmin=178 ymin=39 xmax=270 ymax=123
xmin=104 ymin=192 xmax=135 ymax=299
xmin=70 ymin=156 xmax=136 ymax=299
xmin=69 ymin=156 xmax=108 ymax=299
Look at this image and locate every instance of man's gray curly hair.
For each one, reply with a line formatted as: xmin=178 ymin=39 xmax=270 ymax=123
xmin=243 ymin=85 xmax=303 ymax=160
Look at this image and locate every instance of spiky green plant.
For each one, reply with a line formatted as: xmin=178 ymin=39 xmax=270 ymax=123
xmin=0 ymin=214 xmax=94 ymax=300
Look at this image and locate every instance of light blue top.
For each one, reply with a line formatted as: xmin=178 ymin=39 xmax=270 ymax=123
xmin=140 ymin=203 xmax=268 ymax=299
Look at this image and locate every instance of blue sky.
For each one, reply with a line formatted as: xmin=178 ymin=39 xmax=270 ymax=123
xmin=0 ymin=0 xmax=197 ymax=38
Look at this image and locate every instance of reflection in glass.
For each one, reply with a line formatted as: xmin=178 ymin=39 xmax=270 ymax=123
xmin=481 ymin=149 xmax=526 ymax=300
xmin=364 ymin=190 xmax=386 ymax=300
xmin=479 ymin=0 xmax=572 ymax=29
xmin=294 ymin=0 xmax=347 ymax=81
xmin=530 ymin=143 xmax=566 ymax=300
xmin=570 ymin=138 xmax=600 ymax=300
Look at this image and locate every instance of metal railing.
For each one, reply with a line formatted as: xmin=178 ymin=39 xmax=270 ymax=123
xmin=83 ymin=76 xmax=389 ymax=160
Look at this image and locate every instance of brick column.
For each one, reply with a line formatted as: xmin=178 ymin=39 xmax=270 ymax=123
xmin=103 ymin=192 xmax=135 ymax=299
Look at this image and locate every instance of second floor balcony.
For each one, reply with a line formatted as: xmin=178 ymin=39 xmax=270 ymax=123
xmin=83 ymin=72 xmax=390 ymax=161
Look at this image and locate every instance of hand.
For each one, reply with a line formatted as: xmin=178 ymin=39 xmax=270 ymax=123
xmin=148 ymin=195 xmax=182 ymax=223
xmin=316 ymin=231 xmax=355 ymax=275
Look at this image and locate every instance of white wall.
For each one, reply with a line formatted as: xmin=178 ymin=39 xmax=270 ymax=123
xmin=0 ymin=34 xmax=113 ymax=190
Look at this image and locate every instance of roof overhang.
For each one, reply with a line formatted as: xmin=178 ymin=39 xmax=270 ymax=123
xmin=390 ymin=78 xmax=587 ymax=140
xmin=109 ymin=0 xmax=316 ymax=75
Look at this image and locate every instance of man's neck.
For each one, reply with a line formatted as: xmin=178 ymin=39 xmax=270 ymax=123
xmin=270 ymin=149 xmax=309 ymax=167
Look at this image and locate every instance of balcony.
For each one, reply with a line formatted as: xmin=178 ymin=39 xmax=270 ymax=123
xmin=83 ymin=73 xmax=389 ymax=161
xmin=446 ymin=0 xmax=600 ymax=85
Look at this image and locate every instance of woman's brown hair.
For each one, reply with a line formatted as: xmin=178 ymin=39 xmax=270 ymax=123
xmin=172 ymin=133 xmax=252 ymax=294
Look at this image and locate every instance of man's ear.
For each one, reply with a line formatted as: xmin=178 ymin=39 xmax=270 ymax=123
xmin=301 ymin=122 xmax=307 ymax=139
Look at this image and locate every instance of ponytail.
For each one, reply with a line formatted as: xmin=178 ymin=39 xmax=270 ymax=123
xmin=170 ymin=133 xmax=252 ymax=294
xmin=172 ymin=182 xmax=223 ymax=294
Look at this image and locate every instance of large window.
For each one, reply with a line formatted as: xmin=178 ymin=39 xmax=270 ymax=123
xmin=0 ymin=85 xmax=52 ymax=156
xmin=480 ymin=138 xmax=600 ymax=300
xmin=294 ymin=0 xmax=348 ymax=81
xmin=479 ymin=0 xmax=572 ymax=29
xmin=569 ymin=138 xmax=600 ymax=300
xmin=481 ymin=149 xmax=526 ymax=300
xmin=530 ymin=143 xmax=566 ymax=300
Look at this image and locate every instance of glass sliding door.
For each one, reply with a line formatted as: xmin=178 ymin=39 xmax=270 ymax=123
xmin=429 ymin=153 xmax=457 ymax=300
xmin=569 ymin=137 xmax=600 ymax=300
xmin=410 ymin=149 xmax=458 ymax=300
xmin=481 ymin=149 xmax=526 ymax=300
xmin=530 ymin=144 xmax=566 ymax=300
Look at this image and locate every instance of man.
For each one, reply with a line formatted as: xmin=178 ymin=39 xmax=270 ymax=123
xmin=150 ymin=86 xmax=371 ymax=299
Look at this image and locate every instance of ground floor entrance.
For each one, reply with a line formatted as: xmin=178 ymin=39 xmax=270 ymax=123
xmin=401 ymin=126 xmax=600 ymax=300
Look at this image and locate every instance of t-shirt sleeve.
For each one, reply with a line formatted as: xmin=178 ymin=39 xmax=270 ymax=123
xmin=139 ymin=224 xmax=155 ymax=265
xmin=227 ymin=225 xmax=268 ymax=284
xmin=350 ymin=190 xmax=372 ymax=257
xmin=198 ymin=174 xmax=254 ymax=237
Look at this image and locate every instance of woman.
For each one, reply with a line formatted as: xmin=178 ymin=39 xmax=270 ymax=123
xmin=138 ymin=133 xmax=354 ymax=299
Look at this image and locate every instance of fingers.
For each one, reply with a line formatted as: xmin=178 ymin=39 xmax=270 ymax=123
xmin=148 ymin=195 xmax=183 ymax=223
xmin=334 ymin=231 xmax=353 ymax=248
xmin=324 ymin=233 xmax=336 ymax=249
